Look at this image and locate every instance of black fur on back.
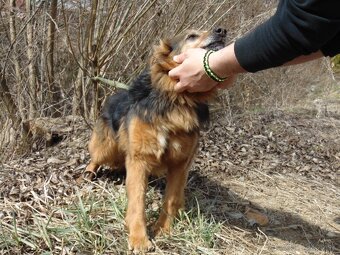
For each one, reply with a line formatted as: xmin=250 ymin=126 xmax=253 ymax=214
xmin=101 ymin=70 xmax=209 ymax=132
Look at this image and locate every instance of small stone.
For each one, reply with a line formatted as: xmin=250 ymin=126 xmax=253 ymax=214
xmin=245 ymin=207 xmax=269 ymax=226
xmin=227 ymin=212 xmax=244 ymax=220
xmin=47 ymin=157 xmax=66 ymax=164
xmin=326 ymin=231 xmax=338 ymax=238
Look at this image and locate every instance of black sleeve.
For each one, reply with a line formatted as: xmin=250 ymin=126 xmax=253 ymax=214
xmin=234 ymin=0 xmax=340 ymax=73
xmin=321 ymin=32 xmax=340 ymax=57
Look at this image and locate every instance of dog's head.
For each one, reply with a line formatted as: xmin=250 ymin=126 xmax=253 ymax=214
xmin=170 ymin=28 xmax=227 ymax=54
xmin=150 ymin=28 xmax=227 ymax=101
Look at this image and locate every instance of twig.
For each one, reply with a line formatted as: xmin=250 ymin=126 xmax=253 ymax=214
xmin=257 ymin=227 xmax=268 ymax=255
xmin=91 ymin=76 xmax=129 ymax=90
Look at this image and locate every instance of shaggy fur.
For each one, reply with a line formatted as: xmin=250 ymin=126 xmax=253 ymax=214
xmin=84 ymin=28 xmax=227 ymax=252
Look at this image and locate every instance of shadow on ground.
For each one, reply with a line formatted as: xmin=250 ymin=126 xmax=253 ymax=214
xmin=186 ymin=170 xmax=339 ymax=254
xmin=97 ymin=168 xmax=339 ymax=254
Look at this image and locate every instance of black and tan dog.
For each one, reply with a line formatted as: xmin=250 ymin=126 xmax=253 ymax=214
xmin=84 ymin=28 xmax=227 ymax=252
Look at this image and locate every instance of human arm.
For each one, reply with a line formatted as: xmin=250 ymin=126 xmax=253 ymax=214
xmin=169 ymin=0 xmax=340 ymax=93
xmin=235 ymin=0 xmax=340 ymax=72
xmin=283 ymin=51 xmax=323 ymax=66
xmin=169 ymin=43 xmax=324 ymax=93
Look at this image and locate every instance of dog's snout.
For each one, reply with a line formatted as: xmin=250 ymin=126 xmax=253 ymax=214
xmin=214 ymin=28 xmax=227 ymax=36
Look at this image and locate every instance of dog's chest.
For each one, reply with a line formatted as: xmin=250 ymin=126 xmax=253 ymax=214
xmin=163 ymin=132 xmax=198 ymax=161
xmin=149 ymin=131 xmax=199 ymax=176
xmin=127 ymin=117 xmax=198 ymax=166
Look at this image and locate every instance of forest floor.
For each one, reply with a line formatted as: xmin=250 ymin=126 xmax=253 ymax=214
xmin=0 ymin=97 xmax=339 ymax=254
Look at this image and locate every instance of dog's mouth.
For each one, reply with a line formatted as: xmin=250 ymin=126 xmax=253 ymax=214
xmin=202 ymin=33 xmax=227 ymax=51
xmin=203 ymin=40 xmax=225 ymax=51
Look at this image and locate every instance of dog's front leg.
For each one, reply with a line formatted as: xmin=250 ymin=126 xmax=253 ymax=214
xmin=153 ymin=160 xmax=190 ymax=236
xmin=125 ymin=156 xmax=153 ymax=252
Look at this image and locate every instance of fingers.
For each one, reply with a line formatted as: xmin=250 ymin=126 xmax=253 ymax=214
xmin=169 ymin=55 xmax=189 ymax=92
xmin=173 ymin=53 xmax=187 ymax=64
xmin=168 ymin=66 xmax=180 ymax=80
xmin=174 ymin=81 xmax=186 ymax=92
xmin=168 ymin=53 xmax=187 ymax=79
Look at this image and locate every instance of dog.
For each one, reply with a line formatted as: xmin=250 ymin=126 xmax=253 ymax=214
xmin=84 ymin=28 xmax=227 ymax=252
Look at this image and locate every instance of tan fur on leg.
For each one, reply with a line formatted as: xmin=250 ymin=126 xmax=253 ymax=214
xmin=153 ymin=135 xmax=198 ymax=236
xmin=125 ymin=155 xmax=153 ymax=252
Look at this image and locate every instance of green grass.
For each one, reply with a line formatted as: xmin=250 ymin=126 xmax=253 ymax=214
xmin=0 ymin=181 xmax=222 ymax=254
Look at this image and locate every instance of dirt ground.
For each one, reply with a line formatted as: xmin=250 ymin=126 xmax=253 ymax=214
xmin=0 ymin=103 xmax=339 ymax=254
xmin=192 ymin=107 xmax=340 ymax=254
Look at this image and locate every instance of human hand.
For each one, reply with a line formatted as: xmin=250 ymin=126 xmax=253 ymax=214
xmin=169 ymin=48 xmax=217 ymax=92
xmin=169 ymin=47 xmax=238 ymax=93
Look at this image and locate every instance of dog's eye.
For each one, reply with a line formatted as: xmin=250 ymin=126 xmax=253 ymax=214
xmin=186 ymin=34 xmax=199 ymax=41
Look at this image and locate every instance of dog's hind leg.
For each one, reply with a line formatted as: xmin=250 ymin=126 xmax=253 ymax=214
xmin=82 ymin=119 xmax=122 ymax=181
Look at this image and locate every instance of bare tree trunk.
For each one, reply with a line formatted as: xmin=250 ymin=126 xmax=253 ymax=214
xmin=9 ymin=0 xmax=25 ymax=120
xmin=88 ymin=0 xmax=100 ymax=120
xmin=0 ymin=76 xmax=22 ymax=129
xmin=39 ymin=3 xmax=47 ymax=90
xmin=68 ymin=1 xmax=92 ymax=117
xmin=26 ymin=0 xmax=37 ymax=119
xmin=89 ymin=45 xmax=100 ymax=119
xmin=72 ymin=66 xmax=84 ymax=116
xmin=47 ymin=0 xmax=61 ymax=116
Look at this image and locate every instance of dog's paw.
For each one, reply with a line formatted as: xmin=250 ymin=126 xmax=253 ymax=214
xmin=152 ymin=221 xmax=171 ymax=237
xmin=76 ymin=170 xmax=97 ymax=184
xmin=128 ymin=235 xmax=153 ymax=253
xmin=83 ymin=170 xmax=97 ymax=180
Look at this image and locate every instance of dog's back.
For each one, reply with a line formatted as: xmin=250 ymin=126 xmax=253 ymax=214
xmin=102 ymin=70 xmax=209 ymax=136
xmin=101 ymin=90 xmax=130 ymax=132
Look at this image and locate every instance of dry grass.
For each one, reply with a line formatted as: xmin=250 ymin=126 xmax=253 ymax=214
xmin=0 ymin=162 xmax=338 ymax=254
xmin=1 ymin=102 xmax=339 ymax=254
xmin=0 ymin=177 xmax=223 ymax=254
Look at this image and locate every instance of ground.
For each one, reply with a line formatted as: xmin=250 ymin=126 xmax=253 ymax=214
xmin=0 ymin=103 xmax=339 ymax=254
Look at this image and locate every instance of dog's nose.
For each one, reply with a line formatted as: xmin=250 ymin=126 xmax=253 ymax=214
xmin=214 ymin=28 xmax=227 ymax=36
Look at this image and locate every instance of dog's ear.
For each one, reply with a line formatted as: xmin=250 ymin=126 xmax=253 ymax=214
xmin=158 ymin=39 xmax=173 ymax=55
xmin=150 ymin=39 xmax=173 ymax=66
xmin=150 ymin=39 xmax=178 ymax=90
